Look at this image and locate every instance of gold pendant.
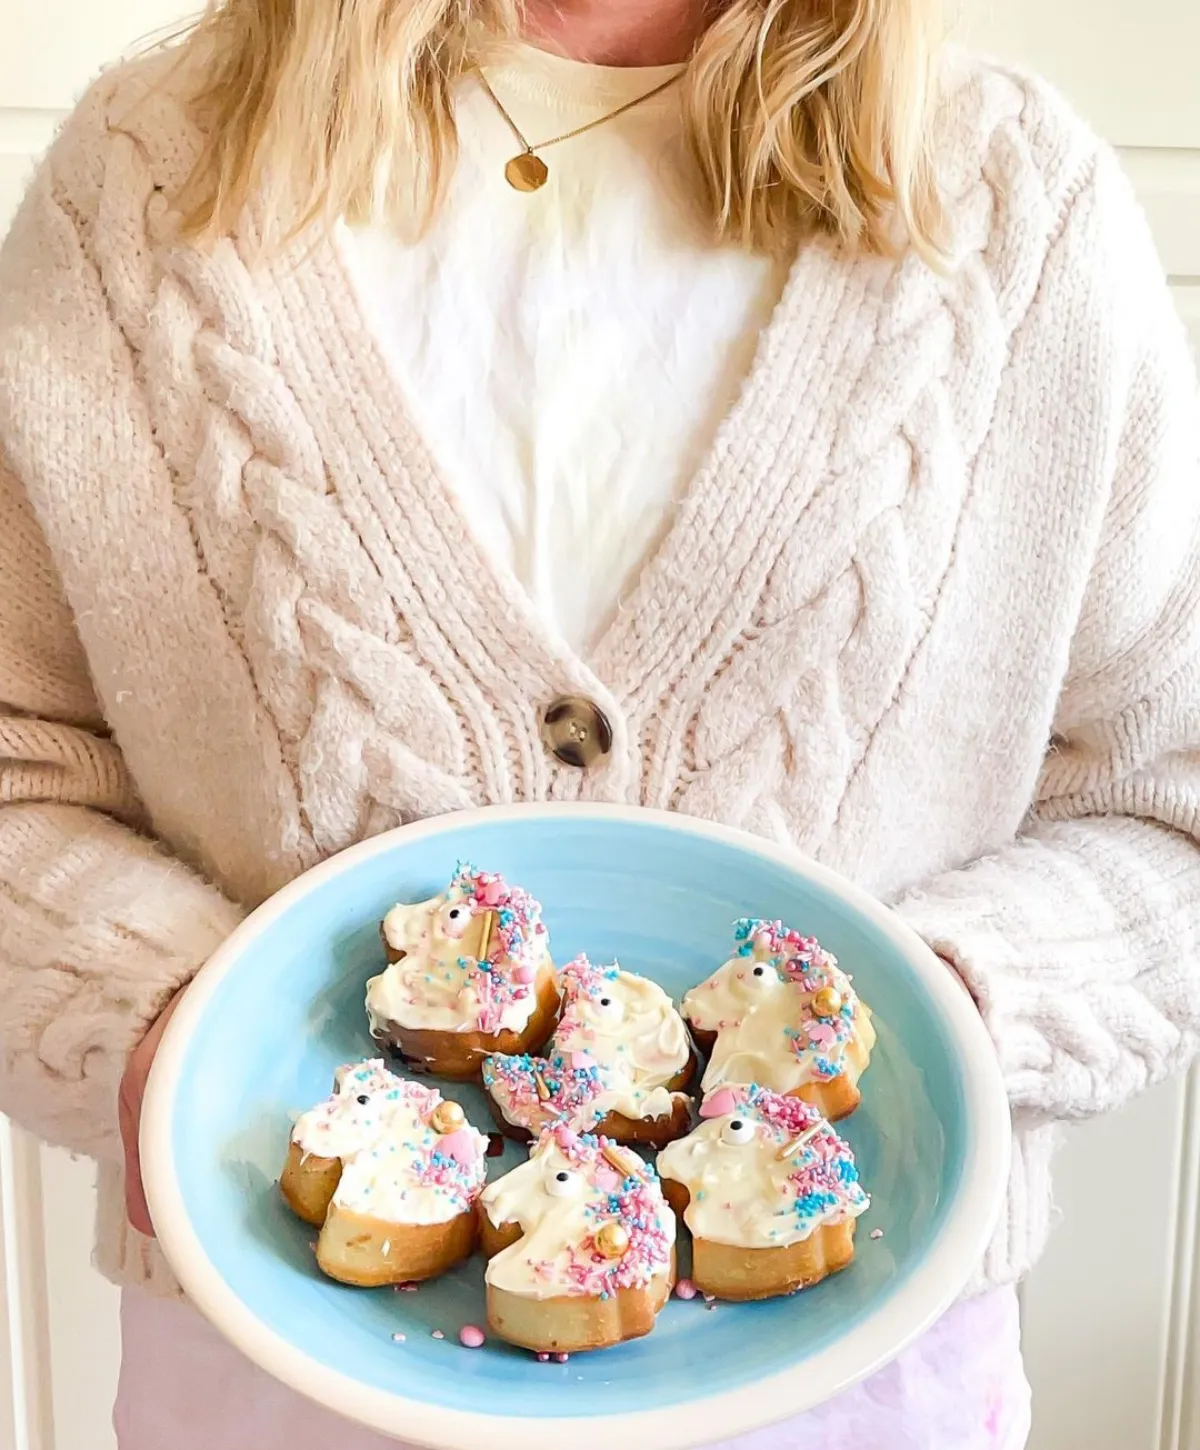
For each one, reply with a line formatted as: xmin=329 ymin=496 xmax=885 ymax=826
xmin=505 ymin=152 xmax=549 ymax=192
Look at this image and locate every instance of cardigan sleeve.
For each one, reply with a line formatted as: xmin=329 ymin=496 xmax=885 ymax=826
xmin=0 ymin=113 xmax=244 ymax=1161
xmin=897 ymin=145 xmax=1200 ymax=1123
xmin=0 ymin=452 xmax=243 ymax=1161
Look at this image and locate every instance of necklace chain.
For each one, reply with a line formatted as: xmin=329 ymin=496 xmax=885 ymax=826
xmin=476 ymin=68 xmax=682 ymax=192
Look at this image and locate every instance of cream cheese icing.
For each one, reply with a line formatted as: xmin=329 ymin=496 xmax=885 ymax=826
xmin=480 ymin=1124 xmax=675 ymax=1299
xmin=656 ymin=1084 xmax=869 ymax=1250
xmin=683 ymin=918 xmax=865 ymax=1095
xmin=366 ymin=863 xmax=550 ymax=1037
xmin=482 ymin=955 xmax=690 ymax=1133
xmin=292 ymin=1060 xmax=488 ymax=1225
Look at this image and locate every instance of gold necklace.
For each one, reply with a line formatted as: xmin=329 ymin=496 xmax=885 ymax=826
xmin=476 ymin=68 xmax=682 ymax=193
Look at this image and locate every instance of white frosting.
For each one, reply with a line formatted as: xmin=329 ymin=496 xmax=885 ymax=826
xmin=556 ymin=969 xmax=690 ymax=1118
xmin=656 ymin=1088 xmax=869 ymax=1249
xmin=366 ymin=869 xmax=550 ymax=1037
xmin=292 ymin=1060 xmax=489 ymax=1226
xmin=367 ymin=953 xmax=542 ymax=1035
xmin=480 ymin=1130 xmax=675 ymax=1299
xmin=486 ymin=961 xmax=690 ymax=1132
xmin=684 ymin=945 xmax=863 ymax=1095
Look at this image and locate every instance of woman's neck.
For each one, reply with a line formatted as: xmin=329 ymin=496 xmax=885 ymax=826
xmin=522 ymin=0 xmax=713 ymax=66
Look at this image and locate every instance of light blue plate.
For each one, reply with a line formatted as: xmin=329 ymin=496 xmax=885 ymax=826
xmin=142 ymin=804 xmax=1009 ymax=1450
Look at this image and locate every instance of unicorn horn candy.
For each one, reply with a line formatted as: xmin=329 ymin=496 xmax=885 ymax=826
xmin=602 ymin=1143 xmax=639 ymax=1178
xmin=475 ymin=910 xmax=496 ymax=963
xmin=777 ymin=1122 xmax=823 ymax=1162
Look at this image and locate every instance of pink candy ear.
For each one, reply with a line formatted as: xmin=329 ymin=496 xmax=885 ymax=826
xmin=570 ymin=1050 xmax=596 ymax=1069
xmin=438 ymin=1129 xmax=480 ymax=1166
xmin=513 ymin=964 xmax=537 ymax=984
xmin=700 ymin=1088 xmax=740 ymax=1120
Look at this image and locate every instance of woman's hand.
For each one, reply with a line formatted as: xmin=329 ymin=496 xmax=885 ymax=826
xmin=117 ymin=985 xmax=189 ymax=1237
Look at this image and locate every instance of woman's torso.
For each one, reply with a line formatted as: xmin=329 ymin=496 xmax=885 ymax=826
xmin=343 ymin=47 xmax=790 ymax=655
xmin=0 ymin=50 xmax=1117 ymax=928
xmin=3 ymin=45 xmax=1103 ymax=1435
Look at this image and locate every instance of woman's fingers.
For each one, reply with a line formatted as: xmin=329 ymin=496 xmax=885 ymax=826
xmin=118 ymin=986 xmax=189 ymax=1239
xmin=120 ymin=1087 xmax=155 ymax=1237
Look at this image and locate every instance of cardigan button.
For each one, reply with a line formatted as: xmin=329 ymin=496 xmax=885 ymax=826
xmin=541 ymin=696 xmax=613 ymax=769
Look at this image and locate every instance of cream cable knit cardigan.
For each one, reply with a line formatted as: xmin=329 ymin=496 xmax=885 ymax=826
xmin=1 ymin=49 xmax=1198 ymax=1298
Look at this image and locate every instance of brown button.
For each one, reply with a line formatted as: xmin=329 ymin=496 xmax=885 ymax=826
xmin=541 ymin=695 xmax=613 ymax=769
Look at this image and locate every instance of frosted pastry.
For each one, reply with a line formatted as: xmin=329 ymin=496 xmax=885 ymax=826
xmin=477 ymin=1124 xmax=676 ymax=1353
xmin=482 ymin=954 xmax=695 ymax=1148
xmin=657 ymin=1083 xmax=869 ymax=1301
xmin=366 ymin=863 xmax=559 ymax=1079
xmin=280 ymin=1060 xmax=488 ymax=1286
xmin=682 ymin=918 xmax=875 ymax=1119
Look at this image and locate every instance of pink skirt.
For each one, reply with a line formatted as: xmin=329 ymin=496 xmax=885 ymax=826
xmin=114 ymin=1286 xmax=1030 ymax=1449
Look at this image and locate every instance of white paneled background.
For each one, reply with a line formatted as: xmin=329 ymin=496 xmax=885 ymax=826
xmin=1 ymin=2 xmax=1198 ymax=1449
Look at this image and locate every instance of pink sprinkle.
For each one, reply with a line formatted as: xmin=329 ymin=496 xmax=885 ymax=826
xmin=391 ymin=1332 xmax=406 ymax=1343
xmin=458 ymin=1325 xmax=485 ymax=1349
xmin=482 ymin=880 xmax=505 ymax=907
xmin=700 ymin=1088 xmax=739 ymax=1120
xmin=439 ymin=1128 xmax=481 ymax=1166
xmin=674 ymin=1278 xmax=698 ymax=1300
xmin=804 ymin=1021 xmax=838 ymax=1050
xmin=537 ymin=1352 xmax=550 ymax=1362
xmin=555 ymin=1353 xmax=570 ymax=1363
xmin=431 ymin=1330 xmax=445 ymax=1340
xmin=870 ymin=1228 xmax=884 ymax=1240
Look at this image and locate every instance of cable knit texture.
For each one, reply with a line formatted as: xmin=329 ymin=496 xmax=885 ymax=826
xmin=0 ymin=48 xmax=1198 ymax=1300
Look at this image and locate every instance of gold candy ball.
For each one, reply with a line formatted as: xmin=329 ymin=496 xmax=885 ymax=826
xmin=595 ymin=1223 xmax=630 ymax=1259
xmin=812 ymin=986 xmax=843 ymax=1019
xmin=431 ymin=1100 xmax=466 ymax=1134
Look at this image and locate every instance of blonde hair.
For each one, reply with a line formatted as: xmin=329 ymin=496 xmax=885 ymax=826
xmin=175 ymin=0 xmax=945 ymax=257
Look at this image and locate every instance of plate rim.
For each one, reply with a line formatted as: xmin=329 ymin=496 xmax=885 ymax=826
xmin=141 ymin=801 xmax=1012 ymax=1450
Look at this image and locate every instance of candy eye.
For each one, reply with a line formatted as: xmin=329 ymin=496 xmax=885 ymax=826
xmin=355 ymin=1094 xmax=370 ymax=1106
xmin=721 ymin=1117 xmax=756 ymax=1146
xmin=591 ymin=995 xmax=624 ymax=1022
xmin=447 ymin=907 xmax=464 ymax=921
xmin=547 ymin=1169 xmax=582 ymax=1199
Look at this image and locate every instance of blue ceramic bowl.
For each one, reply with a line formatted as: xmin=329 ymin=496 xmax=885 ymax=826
xmin=142 ymin=804 xmax=1009 ymax=1450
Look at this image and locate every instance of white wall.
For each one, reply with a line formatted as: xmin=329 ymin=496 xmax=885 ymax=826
xmin=1 ymin=2 xmax=1198 ymax=1448
xmin=970 ymin=2 xmax=1200 ymax=353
